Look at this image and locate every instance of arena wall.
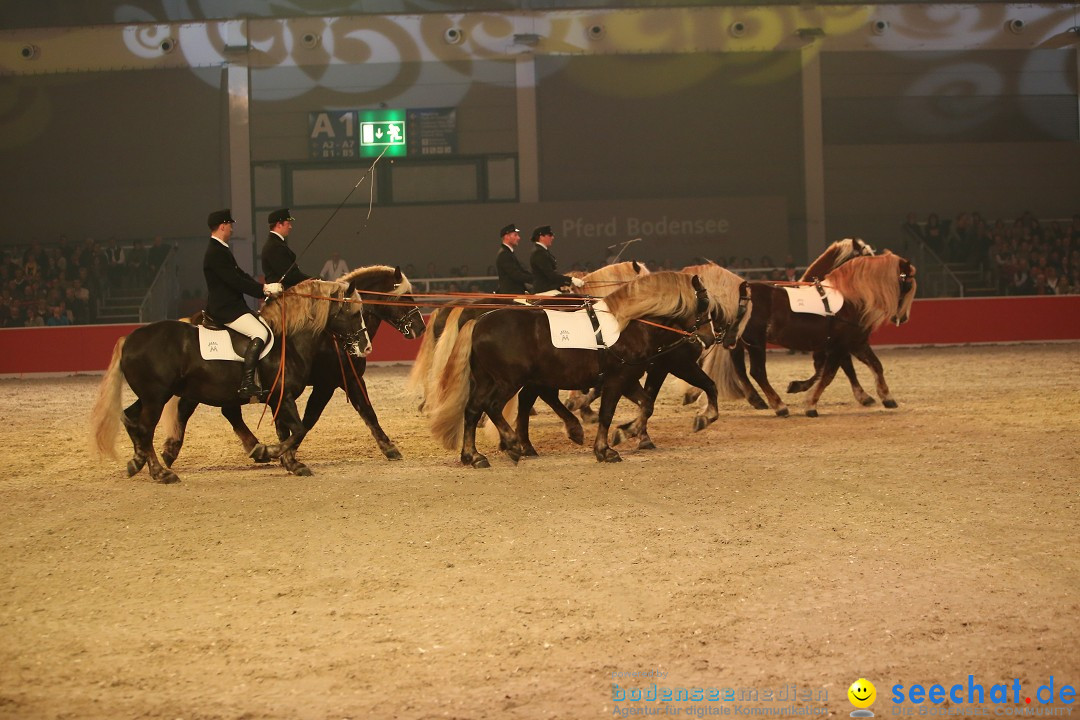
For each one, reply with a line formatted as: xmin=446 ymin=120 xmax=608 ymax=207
xmin=1 ymin=295 xmax=1078 ymax=377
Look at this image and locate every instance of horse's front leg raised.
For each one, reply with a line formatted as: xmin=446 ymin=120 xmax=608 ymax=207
xmin=537 ymin=386 xmax=585 ymax=446
xmin=259 ymin=394 xmax=312 ymax=475
xmin=216 ymin=403 xmax=270 ymax=463
xmin=160 ymin=397 xmax=200 ymax=468
xmin=852 ymin=344 xmax=897 ymax=408
xmin=730 ymin=344 xmax=769 ymax=410
xmin=341 ymin=375 xmax=403 ymax=460
xmin=668 ymin=360 xmax=718 ymax=433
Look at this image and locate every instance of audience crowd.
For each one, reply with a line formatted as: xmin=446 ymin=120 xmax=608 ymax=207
xmin=0 ymin=235 xmax=171 ymax=327
xmin=904 ymin=211 xmax=1080 ymax=295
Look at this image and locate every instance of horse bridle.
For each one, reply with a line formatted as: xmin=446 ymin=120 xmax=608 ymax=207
xmin=332 ymin=292 xmax=370 ymax=352
xmin=713 ymin=283 xmax=751 ymax=346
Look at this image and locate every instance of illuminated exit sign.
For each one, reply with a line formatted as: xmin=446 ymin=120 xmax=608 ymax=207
xmin=358 ymin=109 xmax=406 ymax=157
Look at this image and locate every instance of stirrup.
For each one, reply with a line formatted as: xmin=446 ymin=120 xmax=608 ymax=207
xmin=238 ymin=382 xmax=269 ymax=402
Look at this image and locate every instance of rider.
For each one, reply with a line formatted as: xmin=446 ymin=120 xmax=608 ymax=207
xmin=529 ymin=225 xmax=585 ymax=294
xmin=203 ymin=209 xmax=284 ymax=401
xmin=261 ymin=208 xmax=311 ymax=289
xmin=495 ymin=223 xmax=533 ymax=295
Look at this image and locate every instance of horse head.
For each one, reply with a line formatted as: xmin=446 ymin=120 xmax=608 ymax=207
xmin=327 ymin=283 xmax=373 ymax=357
xmin=850 ymin=237 xmax=877 ymax=258
xmin=893 ymin=258 xmax=917 ymax=325
xmin=715 ymin=280 xmax=751 ymax=349
xmin=345 ymin=265 xmax=426 ymax=340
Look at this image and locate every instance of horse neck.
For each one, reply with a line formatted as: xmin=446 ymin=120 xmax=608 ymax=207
xmin=364 ymin=311 xmax=383 ymax=339
xmin=801 ymin=247 xmax=840 ymax=281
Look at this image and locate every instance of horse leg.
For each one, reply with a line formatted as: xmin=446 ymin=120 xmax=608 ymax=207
xmin=264 ymin=396 xmax=312 ymax=475
xmin=537 ymin=386 xmax=585 ymax=446
xmin=840 ymin=352 xmax=875 ymax=406
xmin=341 ymin=376 xmax=403 ymax=460
xmin=671 ymin=361 xmax=719 ymax=433
xmin=161 ymin=397 xmax=200 ymax=468
xmin=570 ymin=387 xmax=599 ymax=424
xmin=805 ymin=351 xmax=844 ymax=417
xmin=515 ymin=386 xmax=541 ymax=457
xmin=731 ymin=345 xmax=769 ymax=410
xmin=121 ymin=400 xmax=149 ymax=477
xmin=127 ymin=399 xmax=177 ymax=483
xmin=461 ymin=391 xmax=488 ymax=469
xmin=484 ymin=388 xmax=524 ymax=464
xmin=612 ymin=374 xmax=659 ymax=449
xmin=852 ymin=344 xmax=897 ymax=408
xmin=786 ymin=351 xmax=823 ymax=394
xmin=746 ymin=343 xmax=789 ymax=417
xmin=217 ymin=404 xmax=269 ymax=463
xmin=593 ymin=378 xmax=628 ymax=463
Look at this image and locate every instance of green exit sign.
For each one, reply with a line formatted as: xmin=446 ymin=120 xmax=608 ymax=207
xmin=358 ymin=109 xmax=406 ymax=157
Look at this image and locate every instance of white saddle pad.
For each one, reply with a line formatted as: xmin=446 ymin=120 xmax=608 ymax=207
xmin=782 ymin=285 xmax=845 ymax=316
xmin=543 ymin=300 xmax=621 ymax=350
xmin=197 ymin=325 xmax=276 ymax=361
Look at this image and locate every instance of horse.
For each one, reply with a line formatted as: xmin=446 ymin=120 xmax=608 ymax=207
xmin=426 ymin=272 xmax=720 ymax=467
xmin=159 ymin=266 xmax=424 ymax=472
xmin=91 ymin=279 xmax=371 ymax=483
xmin=728 ymin=252 xmax=916 ymax=417
xmin=406 ymin=260 xmax=650 ymax=406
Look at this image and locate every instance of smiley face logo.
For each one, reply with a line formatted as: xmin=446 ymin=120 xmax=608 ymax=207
xmin=848 ymin=678 xmax=876 ymax=717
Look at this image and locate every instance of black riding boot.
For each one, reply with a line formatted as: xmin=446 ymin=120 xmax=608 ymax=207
xmin=238 ymin=337 xmax=267 ymax=401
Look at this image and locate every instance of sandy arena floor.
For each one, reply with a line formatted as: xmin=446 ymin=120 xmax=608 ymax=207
xmin=0 ymin=343 xmax=1077 ymax=720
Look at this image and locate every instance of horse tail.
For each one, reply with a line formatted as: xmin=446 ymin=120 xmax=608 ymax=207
xmin=90 ymin=336 xmax=126 ymax=460
xmin=427 ymin=319 xmax=476 ymax=450
xmin=160 ymin=396 xmax=182 ymax=447
xmin=425 ymin=307 xmax=465 ymax=403
xmin=710 ymin=346 xmax=744 ymax=400
xmin=405 ymin=307 xmax=439 ymax=396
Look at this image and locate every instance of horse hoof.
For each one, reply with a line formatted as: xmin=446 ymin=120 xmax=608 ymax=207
xmin=126 ymin=458 xmax=144 ymax=477
xmin=611 ymin=429 xmax=625 ymax=447
xmin=604 ymin=451 xmax=623 ymax=463
xmin=161 ymin=453 xmax=175 ymax=469
xmin=805 ymin=409 xmax=819 ymax=418
xmin=566 ymin=424 xmax=585 ymax=445
xmin=775 ymin=407 xmax=790 ymax=418
xmin=692 ymin=416 xmax=708 ymax=433
xmin=506 ymin=448 xmax=522 ymax=464
xmin=681 ymin=393 xmax=696 ymax=406
xmin=523 ymin=446 xmax=539 ymax=457
xmin=249 ymin=444 xmax=271 ymax=463
xmin=291 ymin=465 xmax=313 ymax=477
xmin=638 ymin=439 xmax=656 ymax=451
xmin=472 ymin=456 xmax=490 ymax=469
xmin=786 ymin=382 xmax=804 ymax=394
xmin=579 ymin=410 xmax=598 ymax=425
xmin=883 ymin=399 xmax=898 ymax=409
xmin=156 ymin=470 xmax=180 ymax=484
xmin=749 ymin=397 xmax=769 ymax=410
xmin=383 ymin=447 xmax=403 ymax=461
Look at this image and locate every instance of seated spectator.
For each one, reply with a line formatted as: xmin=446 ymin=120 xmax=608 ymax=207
xmin=1007 ymin=259 xmax=1034 ymax=295
xmin=24 ymin=305 xmax=44 ymax=327
xmin=45 ymin=303 xmax=72 ymax=326
xmin=104 ymin=238 xmax=125 ymax=289
xmin=1043 ymin=266 xmax=1062 ymax=295
xmin=4 ymin=304 xmax=24 ymax=328
xmin=923 ymin=213 xmax=946 ymax=255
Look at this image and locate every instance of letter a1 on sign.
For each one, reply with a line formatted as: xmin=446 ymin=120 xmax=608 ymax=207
xmin=308 ymin=111 xmax=357 ymax=159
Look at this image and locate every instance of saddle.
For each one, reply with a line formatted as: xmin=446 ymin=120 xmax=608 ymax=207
xmin=194 ymin=313 xmax=276 ymax=362
xmin=781 ymin=283 xmax=845 ymax=317
xmin=542 ymin=300 xmax=621 ymax=350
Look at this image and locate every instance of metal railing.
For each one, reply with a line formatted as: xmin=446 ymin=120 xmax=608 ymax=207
xmin=898 ymin=229 xmax=965 ymax=298
xmin=139 ymin=247 xmax=179 ymax=322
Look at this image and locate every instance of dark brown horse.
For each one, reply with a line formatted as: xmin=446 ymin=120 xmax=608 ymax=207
xmin=91 ymin=280 xmax=371 ymax=482
xmin=729 ymin=252 xmax=916 ymax=417
xmin=159 ymin=266 xmax=425 ymax=473
xmin=427 ymin=272 xmax=719 ymax=466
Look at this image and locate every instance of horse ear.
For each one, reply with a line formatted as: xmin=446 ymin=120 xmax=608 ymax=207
xmin=632 ymin=261 xmax=641 ymax=273
xmin=691 ymin=274 xmax=705 ymax=292
xmin=394 ymin=266 xmax=403 ymax=283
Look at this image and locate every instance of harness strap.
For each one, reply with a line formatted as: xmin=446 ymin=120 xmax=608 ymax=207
xmin=583 ymin=300 xmax=607 ymax=349
xmin=814 ymin=279 xmax=834 ymax=316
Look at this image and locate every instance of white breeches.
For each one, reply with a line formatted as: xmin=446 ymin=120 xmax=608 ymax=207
xmin=225 ymin=313 xmax=270 ymax=343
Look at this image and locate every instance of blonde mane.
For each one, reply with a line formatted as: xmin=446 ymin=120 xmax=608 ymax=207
xmin=822 ymin=252 xmax=907 ymax=331
xmin=681 ymin=263 xmax=743 ymax=322
xmin=802 ymin=237 xmax=876 ymax=281
xmin=602 ymin=271 xmax=711 ymax=330
xmin=261 ymin=279 xmax=352 ymax=335
xmin=338 ymin=264 xmax=412 ymax=295
xmin=581 ymin=261 xmax=650 ymax=297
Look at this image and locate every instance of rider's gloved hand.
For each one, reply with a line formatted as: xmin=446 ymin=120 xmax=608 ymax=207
xmin=571 ymin=277 xmax=585 ymax=288
xmin=263 ymin=282 xmax=284 ymax=297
